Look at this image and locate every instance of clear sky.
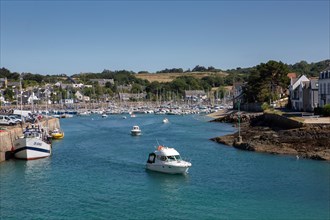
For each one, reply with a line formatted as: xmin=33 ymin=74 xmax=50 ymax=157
xmin=0 ymin=0 xmax=329 ymax=75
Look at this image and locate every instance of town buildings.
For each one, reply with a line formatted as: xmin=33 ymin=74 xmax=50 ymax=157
xmin=319 ymin=66 xmax=330 ymax=107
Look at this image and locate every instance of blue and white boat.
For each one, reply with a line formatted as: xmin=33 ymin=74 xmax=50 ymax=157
xmin=13 ymin=125 xmax=52 ymax=160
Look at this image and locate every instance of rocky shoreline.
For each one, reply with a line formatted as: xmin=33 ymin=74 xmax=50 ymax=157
xmin=210 ymin=113 xmax=330 ymax=161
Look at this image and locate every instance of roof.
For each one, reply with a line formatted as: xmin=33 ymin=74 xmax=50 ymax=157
xmin=155 ymin=147 xmax=180 ymax=156
xmin=291 ymin=75 xmax=309 ymax=91
xmin=287 ymin=73 xmax=297 ymax=79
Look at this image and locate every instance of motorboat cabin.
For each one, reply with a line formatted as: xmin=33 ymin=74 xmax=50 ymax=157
xmin=146 ymin=146 xmax=191 ymax=174
xmin=131 ymin=125 xmax=141 ymax=136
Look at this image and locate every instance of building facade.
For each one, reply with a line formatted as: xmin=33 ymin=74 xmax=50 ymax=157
xmin=319 ymin=66 xmax=330 ymax=107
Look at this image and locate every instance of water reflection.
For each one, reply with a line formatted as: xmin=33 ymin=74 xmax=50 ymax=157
xmin=23 ymin=158 xmax=51 ymax=180
xmin=146 ymin=170 xmax=190 ymax=190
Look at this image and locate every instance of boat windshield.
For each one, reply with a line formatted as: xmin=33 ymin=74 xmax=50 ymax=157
xmin=174 ymin=155 xmax=182 ymax=161
xmin=166 ymin=155 xmax=181 ymax=161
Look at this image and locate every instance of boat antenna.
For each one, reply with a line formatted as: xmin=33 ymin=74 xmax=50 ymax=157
xmin=156 ymin=139 xmax=160 ymax=147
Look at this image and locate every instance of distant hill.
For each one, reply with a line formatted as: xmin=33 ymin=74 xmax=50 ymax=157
xmin=135 ymin=71 xmax=228 ymax=83
xmin=225 ymin=59 xmax=330 ymax=77
xmin=288 ymin=60 xmax=330 ymax=77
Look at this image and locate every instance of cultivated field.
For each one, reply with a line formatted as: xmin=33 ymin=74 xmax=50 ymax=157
xmin=135 ymin=71 xmax=228 ymax=83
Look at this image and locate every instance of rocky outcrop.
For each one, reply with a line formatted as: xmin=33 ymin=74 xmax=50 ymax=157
xmin=211 ymin=114 xmax=330 ymax=161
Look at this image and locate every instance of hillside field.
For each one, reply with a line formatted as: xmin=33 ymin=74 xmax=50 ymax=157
xmin=135 ymin=71 xmax=228 ymax=83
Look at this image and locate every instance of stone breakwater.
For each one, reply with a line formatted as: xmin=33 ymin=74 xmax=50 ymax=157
xmin=211 ymin=113 xmax=330 ymax=161
xmin=0 ymin=118 xmax=60 ymax=162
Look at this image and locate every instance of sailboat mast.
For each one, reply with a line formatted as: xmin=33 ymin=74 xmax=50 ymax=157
xmin=20 ymin=74 xmax=23 ymax=123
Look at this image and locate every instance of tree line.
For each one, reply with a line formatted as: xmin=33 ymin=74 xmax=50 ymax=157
xmin=1 ymin=59 xmax=329 ymax=103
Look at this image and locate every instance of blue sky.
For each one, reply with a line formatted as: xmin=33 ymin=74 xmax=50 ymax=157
xmin=0 ymin=0 xmax=329 ymax=75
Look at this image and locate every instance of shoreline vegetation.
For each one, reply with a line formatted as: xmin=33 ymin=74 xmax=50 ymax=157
xmin=208 ymin=111 xmax=330 ymax=161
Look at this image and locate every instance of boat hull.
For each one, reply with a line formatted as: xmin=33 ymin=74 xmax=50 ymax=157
xmin=131 ymin=131 xmax=141 ymax=136
xmin=51 ymin=133 xmax=64 ymax=139
xmin=14 ymin=137 xmax=51 ymax=160
xmin=146 ymin=164 xmax=190 ymax=174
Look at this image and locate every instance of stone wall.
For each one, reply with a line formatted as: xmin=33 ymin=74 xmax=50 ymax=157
xmin=0 ymin=118 xmax=60 ymax=162
xmin=263 ymin=113 xmax=303 ymax=129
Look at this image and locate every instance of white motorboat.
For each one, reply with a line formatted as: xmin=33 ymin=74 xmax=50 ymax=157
xmin=131 ymin=125 xmax=141 ymax=136
xmin=101 ymin=114 xmax=108 ymax=118
xmin=163 ymin=118 xmax=169 ymax=123
xmin=13 ymin=125 xmax=52 ymax=160
xmin=146 ymin=146 xmax=191 ymax=174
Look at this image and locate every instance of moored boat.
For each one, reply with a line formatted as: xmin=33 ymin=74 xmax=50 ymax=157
xmin=131 ymin=125 xmax=141 ymax=136
xmin=13 ymin=125 xmax=52 ymax=160
xmin=146 ymin=146 xmax=191 ymax=174
xmin=51 ymin=128 xmax=65 ymax=139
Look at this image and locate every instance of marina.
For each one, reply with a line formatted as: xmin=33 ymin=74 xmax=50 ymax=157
xmin=0 ymin=114 xmax=329 ymax=219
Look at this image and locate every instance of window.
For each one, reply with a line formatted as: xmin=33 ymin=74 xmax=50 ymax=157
xmin=174 ymin=155 xmax=182 ymax=161
xmin=167 ymin=156 xmax=176 ymax=161
xmin=325 ymin=84 xmax=327 ymax=94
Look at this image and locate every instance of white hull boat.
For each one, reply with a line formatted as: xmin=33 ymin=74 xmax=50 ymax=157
xmin=163 ymin=118 xmax=169 ymax=123
xmin=13 ymin=126 xmax=52 ymax=160
xmin=146 ymin=146 xmax=191 ymax=174
xmin=131 ymin=125 xmax=141 ymax=136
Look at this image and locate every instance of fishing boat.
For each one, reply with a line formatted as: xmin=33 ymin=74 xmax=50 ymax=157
xmin=131 ymin=125 xmax=141 ymax=136
xmin=163 ymin=118 xmax=169 ymax=123
xmin=13 ymin=125 xmax=52 ymax=160
xmin=146 ymin=146 xmax=191 ymax=174
xmin=51 ymin=128 xmax=65 ymax=139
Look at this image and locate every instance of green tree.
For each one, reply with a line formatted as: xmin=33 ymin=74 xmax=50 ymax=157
xmin=245 ymin=60 xmax=289 ymax=103
xmin=131 ymin=83 xmax=143 ymax=93
xmin=4 ymin=88 xmax=15 ymax=101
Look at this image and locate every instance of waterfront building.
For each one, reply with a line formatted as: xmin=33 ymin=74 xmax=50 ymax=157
xmin=184 ymin=90 xmax=207 ymax=102
xmin=75 ymin=91 xmax=90 ymax=102
xmin=302 ymin=78 xmax=319 ymax=112
xmin=289 ymin=74 xmax=309 ymax=111
xmin=118 ymin=92 xmax=147 ymax=101
xmin=319 ymin=66 xmax=330 ymax=107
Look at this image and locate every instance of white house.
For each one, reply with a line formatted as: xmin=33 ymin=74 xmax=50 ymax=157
xmin=60 ymin=99 xmax=74 ymax=104
xmin=75 ymin=91 xmax=90 ymax=102
xmin=184 ymin=90 xmax=207 ymax=102
xmin=289 ymin=75 xmax=309 ymax=111
xmin=73 ymin=83 xmax=84 ymax=89
xmin=319 ymin=66 xmax=330 ymax=107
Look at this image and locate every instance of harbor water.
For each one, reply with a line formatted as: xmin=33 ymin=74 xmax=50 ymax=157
xmin=1 ymin=114 xmax=329 ymax=219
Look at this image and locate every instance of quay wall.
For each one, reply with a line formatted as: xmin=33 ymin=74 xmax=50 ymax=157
xmin=263 ymin=113 xmax=304 ymax=129
xmin=0 ymin=118 xmax=60 ymax=162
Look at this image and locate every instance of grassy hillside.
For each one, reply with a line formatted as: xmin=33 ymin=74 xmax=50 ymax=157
xmin=135 ymin=71 xmax=228 ymax=83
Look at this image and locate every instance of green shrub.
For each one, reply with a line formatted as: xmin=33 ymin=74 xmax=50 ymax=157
xmin=323 ymin=104 xmax=330 ymax=116
xmin=261 ymin=102 xmax=270 ymax=111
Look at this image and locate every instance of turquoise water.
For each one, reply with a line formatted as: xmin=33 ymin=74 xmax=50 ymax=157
xmin=1 ymin=114 xmax=329 ymax=219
